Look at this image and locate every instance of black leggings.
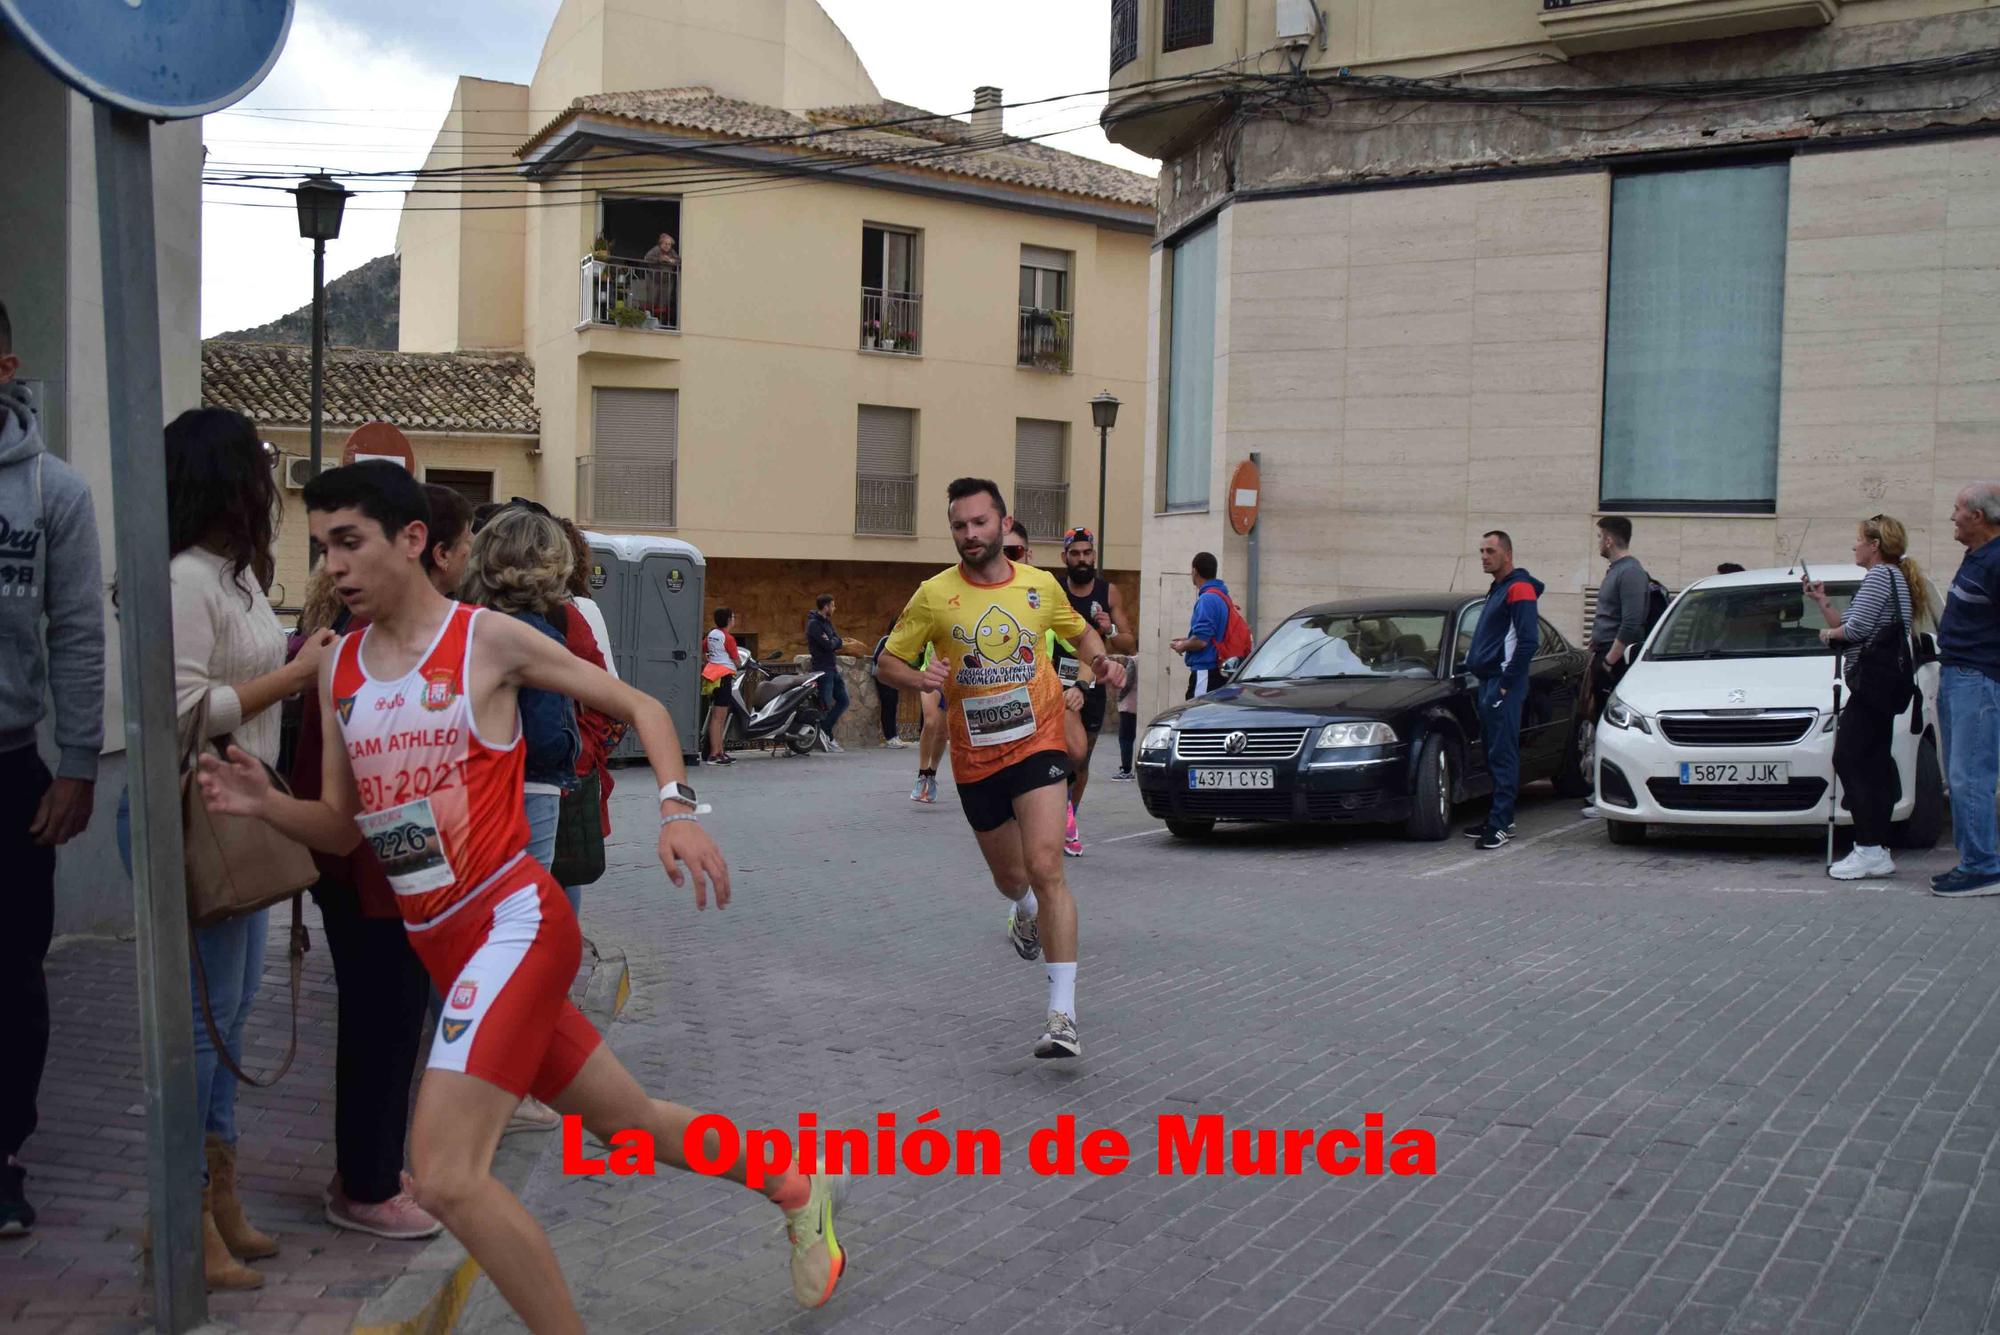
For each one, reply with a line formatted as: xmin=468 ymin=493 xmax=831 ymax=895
xmin=875 ymin=681 xmax=899 ymax=741
xmin=1835 ymin=696 xmax=1901 ymax=847
xmin=1118 ymin=712 xmax=1137 ymax=770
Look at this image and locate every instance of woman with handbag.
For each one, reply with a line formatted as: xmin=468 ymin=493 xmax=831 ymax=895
xmin=551 ymin=520 xmax=619 ymax=917
xmin=1808 ymin=514 xmax=1937 ymax=882
xmin=118 ymin=408 xmax=335 ymax=1289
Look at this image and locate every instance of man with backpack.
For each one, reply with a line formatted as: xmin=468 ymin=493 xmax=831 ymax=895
xmin=1588 ymin=517 xmax=1663 ymax=721
xmin=1171 ymin=552 xmax=1250 ymax=699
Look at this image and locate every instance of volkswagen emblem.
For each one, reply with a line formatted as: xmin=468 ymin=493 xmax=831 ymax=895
xmin=1223 ymin=730 xmax=1249 ymax=755
xmin=1727 ymin=689 xmax=1747 ymax=705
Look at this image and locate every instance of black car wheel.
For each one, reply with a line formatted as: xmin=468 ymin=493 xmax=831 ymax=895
xmin=1890 ymin=734 xmax=1946 ymax=850
xmin=1606 ymin=818 xmax=1647 ymax=845
xmin=1552 ymin=713 xmax=1593 ymax=799
xmin=1402 ymin=735 xmax=1453 ymax=842
xmin=1166 ymin=818 xmax=1215 ymax=840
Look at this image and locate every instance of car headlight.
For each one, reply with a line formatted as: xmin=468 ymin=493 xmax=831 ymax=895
xmin=1316 ymin=721 xmax=1398 ymax=749
xmin=1140 ymin=725 xmax=1174 ymax=753
xmin=1602 ymin=699 xmax=1651 ymax=734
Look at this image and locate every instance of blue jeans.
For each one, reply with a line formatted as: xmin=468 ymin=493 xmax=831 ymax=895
xmin=118 ymin=789 xmax=267 ymax=1148
xmin=1480 ymin=679 xmax=1528 ymax=830
xmin=817 ymin=670 xmax=850 ymax=734
xmin=1940 ymin=666 xmax=2000 ymax=875
xmin=524 ymin=790 xmax=560 ymax=870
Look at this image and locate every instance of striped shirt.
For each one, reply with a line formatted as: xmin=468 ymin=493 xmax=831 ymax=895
xmin=1840 ymin=564 xmax=1915 ymax=673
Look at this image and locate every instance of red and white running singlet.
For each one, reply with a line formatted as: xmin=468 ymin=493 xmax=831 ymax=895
xmin=329 ymin=604 xmax=531 ymax=926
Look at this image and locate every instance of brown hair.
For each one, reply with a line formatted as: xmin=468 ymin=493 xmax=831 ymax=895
xmin=460 ymin=508 xmax=573 ymax=617
xmin=558 ymin=518 xmax=593 ymax=599
xmin=1860 ymin=514 xmax=1937 ymax=629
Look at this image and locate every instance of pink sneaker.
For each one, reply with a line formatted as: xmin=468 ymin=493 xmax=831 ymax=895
xmin=1064 ymin=803 xmax=1082 ymax=858
xmin=326 ymin=1181 xmax=442 ymax=1241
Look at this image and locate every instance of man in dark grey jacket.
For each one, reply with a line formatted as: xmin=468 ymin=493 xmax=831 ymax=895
xmin=1589 ymin=516 xmax=1651 ymax=718
xmin=0 ymin=300 xmax=106 ymax=1235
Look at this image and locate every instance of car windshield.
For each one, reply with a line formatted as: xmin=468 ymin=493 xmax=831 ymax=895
xmin=1648 ymin=582 xmax=1857 ymax=661
xmin=1236 ymin=612 xmax=1449 ymax=681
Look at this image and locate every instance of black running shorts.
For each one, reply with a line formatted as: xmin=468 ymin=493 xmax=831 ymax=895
xmin=1077 ymin=685 xmax=1107 ymax=734
xmin=956 ymin=749 xmax=1073 ymax=834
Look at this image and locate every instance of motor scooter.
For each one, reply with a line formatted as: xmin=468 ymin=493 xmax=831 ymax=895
xmin=704 ymin=649 xmax=828 ymax=756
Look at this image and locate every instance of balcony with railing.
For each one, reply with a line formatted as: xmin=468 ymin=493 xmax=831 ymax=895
xmin=860 ymin=288 xmax=922 ymax=355
xmin=1111 ymin=0 xmax=1139 ymax=73
xmin=579 ymin=256 xmax=679 ymax=332
xmin=1018 ymin=308 xmax=1074 ymax=374
xmin=1014 ymin=484 xmax=1069 ymax=543
xmin=1538 ymin=0 xmax=1836 ymax=53
xmin=1163 ymin=0 xmax=1213 ymax=52
xmin=855 ymin=473 xmax=917 ymax=536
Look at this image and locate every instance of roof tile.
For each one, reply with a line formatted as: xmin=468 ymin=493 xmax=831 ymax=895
xmin=201 ymin=341 xmax=538 ymax=437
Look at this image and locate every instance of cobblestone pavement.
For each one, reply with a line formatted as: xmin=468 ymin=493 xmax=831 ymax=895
xmin=456 ymin=742 xmax=2000 ymax=1335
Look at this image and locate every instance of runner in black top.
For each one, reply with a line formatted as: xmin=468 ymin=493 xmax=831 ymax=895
xmin=1057 ymin=528 xmax=1136 ymax=856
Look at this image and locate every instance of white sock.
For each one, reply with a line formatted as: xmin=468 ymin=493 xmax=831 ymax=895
xmin=1046 ymin=961 xmax=1076 ymax=1018
xmin=1011 ymin=887 xmax=1039 ymax=919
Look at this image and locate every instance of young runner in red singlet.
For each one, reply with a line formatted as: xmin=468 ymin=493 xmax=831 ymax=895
xmin=195 ymin=463 xmax=845 ymax=1333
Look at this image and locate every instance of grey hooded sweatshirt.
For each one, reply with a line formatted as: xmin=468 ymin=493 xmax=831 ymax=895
xmin=0 ymin=381 xmax=105 ymax=779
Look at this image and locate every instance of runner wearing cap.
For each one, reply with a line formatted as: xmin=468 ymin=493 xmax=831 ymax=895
xmin=1055 ymin=528 xmax=1135 ymax=856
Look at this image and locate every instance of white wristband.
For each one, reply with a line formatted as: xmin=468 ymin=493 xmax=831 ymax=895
xmin=661 ymin=811 xmax=704 ymax=828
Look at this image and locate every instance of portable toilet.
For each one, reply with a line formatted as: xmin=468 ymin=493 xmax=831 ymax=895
xmin=584 ymin=532 xmax=706 ymax=761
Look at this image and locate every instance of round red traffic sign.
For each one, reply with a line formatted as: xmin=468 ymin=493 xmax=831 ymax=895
xmin=1227 ymin=459 xmax=1261 ymax=536
xmin=341 ymin=422 xmax=416 ymax=472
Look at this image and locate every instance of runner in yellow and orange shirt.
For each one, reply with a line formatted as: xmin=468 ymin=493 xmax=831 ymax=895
xmin=879 ymin=478 xmax=1125 ymax=1059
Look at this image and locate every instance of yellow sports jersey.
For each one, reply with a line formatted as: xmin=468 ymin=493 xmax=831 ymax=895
xmin=887 ymin=562 xmax=1089 ymax=782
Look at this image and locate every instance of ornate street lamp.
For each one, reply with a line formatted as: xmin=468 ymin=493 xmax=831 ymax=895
xmin=1089 ymin=391 xmax=1120 ymax=561
xmin=292 ymin=173 xmax=350 ymax=561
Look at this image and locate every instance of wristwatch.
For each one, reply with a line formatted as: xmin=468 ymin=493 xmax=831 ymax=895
xmin=659 ymin=781 xmax=699 ymax=811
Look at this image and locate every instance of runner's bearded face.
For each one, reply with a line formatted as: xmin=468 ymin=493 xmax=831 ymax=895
xmin=950 ymin=496 xmax=1006 ymax=570
xmin=311 ymin=506 xmax=429 ymax=621
xmin=1064 ymin=543 xmax=1097 ymax=584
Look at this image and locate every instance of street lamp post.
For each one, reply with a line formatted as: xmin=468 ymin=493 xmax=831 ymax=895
xmin=292 ymin=174 xmax=350 ymax=562
xmin=1090 ymin=390 xmax=1120 ymax=561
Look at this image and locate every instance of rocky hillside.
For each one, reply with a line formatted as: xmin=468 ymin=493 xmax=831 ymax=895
xmin=218 ymin=252 xmax=400 ymax=350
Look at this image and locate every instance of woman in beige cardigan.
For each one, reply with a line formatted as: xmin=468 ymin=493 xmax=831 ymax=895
xmin=120 ymin=409 xmax=334 ymax=1288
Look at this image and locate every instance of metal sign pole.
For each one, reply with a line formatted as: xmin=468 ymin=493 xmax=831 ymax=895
xmin=1246 ymin=451 xmax=1260 ymax=637
xmin=92 ymin=104 xmax=206 ymax=1333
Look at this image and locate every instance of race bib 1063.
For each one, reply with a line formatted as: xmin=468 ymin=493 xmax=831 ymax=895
xmin=357 ymin=796 xmax=457 ymax=895
xmin=962 ymin=685 xmax=1037 ymax=747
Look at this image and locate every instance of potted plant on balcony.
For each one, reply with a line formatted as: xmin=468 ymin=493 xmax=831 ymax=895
xmin=612 ymin=301 xmax=648 ymax=329
xmin=591 ymin=235 xmax=611 ymax=262
xmin=892 ymin=328 xmax=916 ymax=354
xmin=862 ymin=317 xmax=883 ymax=349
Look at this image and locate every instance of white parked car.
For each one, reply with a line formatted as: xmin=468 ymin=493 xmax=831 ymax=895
xmin=1593 ymin=565 xmax=1945 ymax=847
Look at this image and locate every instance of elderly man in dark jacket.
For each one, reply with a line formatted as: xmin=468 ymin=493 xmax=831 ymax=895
xmin=1462 ymin=531 xmax=1543 ymax=851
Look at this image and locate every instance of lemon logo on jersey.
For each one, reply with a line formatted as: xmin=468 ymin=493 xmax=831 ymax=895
xmin=421 ymin=667 xmax=456 ymax=711
xmin=440 ymin=1018 xmax=471 ymax=1043
xmin=952 ymin=606 xmax=1035 ymax=670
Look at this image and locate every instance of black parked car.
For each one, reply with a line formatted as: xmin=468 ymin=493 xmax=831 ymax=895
xmin=1137 ymin=595 xmax=1592 ymax=841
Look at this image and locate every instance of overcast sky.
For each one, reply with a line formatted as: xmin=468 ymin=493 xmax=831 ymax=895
xmin=200 ymin=0 xmax=1157 ymax=336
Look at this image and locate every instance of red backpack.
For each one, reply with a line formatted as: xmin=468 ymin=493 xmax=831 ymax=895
xmin=1211 ymin=590 xmax=1254 ymax=670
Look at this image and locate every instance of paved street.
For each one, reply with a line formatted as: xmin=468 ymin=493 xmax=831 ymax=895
xmin=458 ymin=740 xmax=2000 ymax=1335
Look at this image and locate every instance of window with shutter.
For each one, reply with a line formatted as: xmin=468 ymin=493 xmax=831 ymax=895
xmin=1014 ymin=419 xmax=1068 ymax=541
xmin=856 ymin=405 xmax=916 ymax=536
xmin=588 ymin=388 xmax=678 ymax=528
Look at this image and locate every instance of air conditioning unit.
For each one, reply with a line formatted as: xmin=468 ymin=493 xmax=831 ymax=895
xmin=283 ymin=456 xmax=315 ymax=490
xmin=1277 ymin=0 xmax=1321 ymax=45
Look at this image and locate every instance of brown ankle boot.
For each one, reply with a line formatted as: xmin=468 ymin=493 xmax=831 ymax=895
xmin=202 ymin=1187 xmax=264 ymax=1291
xmin=204 ymin=1135 xmax=279 ymax=1260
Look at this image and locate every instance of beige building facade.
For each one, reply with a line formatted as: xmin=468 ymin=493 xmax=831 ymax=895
xmin=1106 ymin=0 xmax=2000 ymax=722
xmin=399 ymin=0 xmax=1156 ymax=655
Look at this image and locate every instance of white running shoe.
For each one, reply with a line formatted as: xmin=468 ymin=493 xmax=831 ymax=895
xmin=1829 ymin=846 xmax=1896 ymax=881
xmin=1034 ymin=1010 xmax=1081 ymax=1060
xmin=882 ymin=737 xmax=909 ymax=749
xmin=823 ymin=737 xmax=845 ymax=754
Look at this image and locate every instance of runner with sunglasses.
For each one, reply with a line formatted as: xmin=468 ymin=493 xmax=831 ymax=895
xmin=877 ymin=479 xmax=1125 ymax=1059
xmin=1054 ymin=528 xmax=1135 ymax=856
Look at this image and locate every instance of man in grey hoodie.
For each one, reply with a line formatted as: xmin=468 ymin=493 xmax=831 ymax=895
xmin=0 ymin=300 xmax=107 ymax=1235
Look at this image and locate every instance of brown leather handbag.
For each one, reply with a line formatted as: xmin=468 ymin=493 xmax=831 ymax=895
xmin=179 ymin=697 xmax=319 ymax=1085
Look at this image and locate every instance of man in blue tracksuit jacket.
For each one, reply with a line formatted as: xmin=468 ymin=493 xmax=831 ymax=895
xmin=1461 ymin=531 xmax=1543 ymax=848
xmin=1171 ymin=551 xmax=1231 ymax=699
